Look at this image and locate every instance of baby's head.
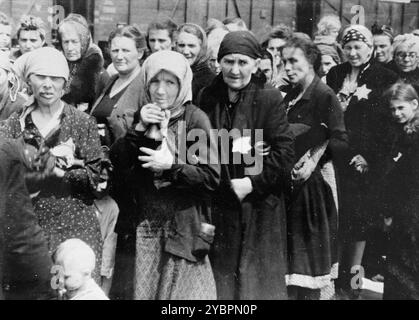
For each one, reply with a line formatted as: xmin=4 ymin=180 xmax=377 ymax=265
xmin=54 ymin=239 xmax=96 ymax=299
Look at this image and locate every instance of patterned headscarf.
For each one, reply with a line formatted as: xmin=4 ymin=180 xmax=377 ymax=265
xmin=341 ymin=25 xmax=373 ymax=47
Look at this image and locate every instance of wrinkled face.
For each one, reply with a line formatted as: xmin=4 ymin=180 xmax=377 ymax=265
xmin=0 ymin=24 xmax=12 ymax=50
xmin=282 ymin=47 xmax=312 ymax=85
xmin=374 ymin=35 xmax=393 ymax=63
xmin=343 ymin=40 xmax=372 ymax=67
xmin=395 ymin=43 xmax=419 ymax=73
xmin=259 ymin=58 xmax=273 ymax=82
xmin=267 ymin=38 xmax=286 ymax=67
xmin=220 ymin=53 xmax=258 ymax=91
xmin=111 ymin=36 xmax=142 ymax=75
xmin=148 ymin=29 xmax=172 ymax=53
xmin=319 ymin=54 xmax=337 ymax=77
xmin=176 ymin=32 xmax=202 ymax=66
xmin=60 ymin=26 xmax=82 ymax=61
xmin=390 ymin=99 xmax=418 ymax=124
xmin=208 ymin=47 xmax=221 ymax=74
xmin=148 ymin=70 xmax=179 ymax=108
xmin=18 ymin=30 xmax=44 ymax=54
xmin=29 ymin=74 xmax=65 ymax=108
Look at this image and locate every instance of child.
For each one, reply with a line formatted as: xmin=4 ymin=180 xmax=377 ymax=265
xmin=54 ymin=239 xmax=109 ymax=300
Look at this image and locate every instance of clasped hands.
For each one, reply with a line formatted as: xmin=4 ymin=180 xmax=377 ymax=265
xmin=292 ymin=152 xmax=316 ymax=183
xmin=349 ymin=154 xmax=368 ymax=174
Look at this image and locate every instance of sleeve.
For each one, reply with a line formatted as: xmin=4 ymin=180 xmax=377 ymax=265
xmin=248 ymin=91 xmax=295 ymax=195
xmin=162 ymin=108 xmax=221 ymax=195
xmin=62 ymin=115 xmax=111 ymax=197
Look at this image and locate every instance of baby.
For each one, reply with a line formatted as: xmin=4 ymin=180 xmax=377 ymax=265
xmin=54 ymin=239 xmax=109 ymax=300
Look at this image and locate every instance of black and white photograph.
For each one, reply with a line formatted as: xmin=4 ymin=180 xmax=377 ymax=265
xmin=0 ymin=0 xmax=418 ymax=306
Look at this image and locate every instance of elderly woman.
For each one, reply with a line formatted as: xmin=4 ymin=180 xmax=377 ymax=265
xmin=391 ymin=34 xmax=419 ymax=86
xmin=281 ymin=36 xmax=348 ymax=300
xmin=326 ymin=25 xmax=398 ymax=298
xmin=380 ymin=82 xmax=419 ymax=299
xmin=57 ymin=14 xmax=105 ymax=111
xmin=110 ymin=50 xmax=220 ymax=300
xmin=0 ymin=47 xmax=108 ymax=282
xmin=175 ymin=23 xmax=215 ymax=103
xmin=90 ymin=25 xmax=147 ymax=148
xmin=0 ymin=52 xmax=26 ymax=120
xmin=198 ymin=31 xmax=294 ymax=300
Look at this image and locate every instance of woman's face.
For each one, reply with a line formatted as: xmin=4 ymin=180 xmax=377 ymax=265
xmin=395 ymin=43 xmax=419 ymax=73
xmin=111 ymin=36 xmax=142 ymax=76
xmin=0 ymin=24 xmax=12 ymax=50
xmin=18 ymin=30 xmax=44 ymax=54
xmin=29 ymin=74 xmax=65 ymax=108
xmin=60 ymin=26 xmax=82 ymax=61
xmin=390 ymin=99 xmax=418 ymax=124
xmin=267 ymin=38 xmax=286 ymax=68
xmin=148 ymin=70 xmax=179 ymax=108
xmin=259 ymin=58 xmax=273 ymax=82
xmin=282 ymin=47 xmax=312 ymax=85
xmin=220 ymin=53 xmax=258 ymax=91
xmin=148 ymin=29 xmax=173 ymax=53
xmin=319 ymin=54 xmax=337 ymax=77
xmin=373 ymin=35 xmax=393 ymax=63
xmin=343 ymin=40 xmax=372 ymax=67
xmin=176 ymin=32 xmax=202 ymax=66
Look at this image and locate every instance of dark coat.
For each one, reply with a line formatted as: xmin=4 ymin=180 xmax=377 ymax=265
xmin=0 ymin=93 xmax=26 ymax=121
xmin=62 ymin=49 xmax=104 ymax=108
xmin=109 ymin=103 xmax=220 ymax=299
xmin=379 ymin=120 xmax=419 ymax=299
xmin=191 ymin=61 xmax=215 ymax=105
xmin=198 ymin=73 xmax=295 ymax=299
xmin=0 ymin=139 xmax=53 ymax=300
xmin=326 ymin=60 xmax=398 ymax=241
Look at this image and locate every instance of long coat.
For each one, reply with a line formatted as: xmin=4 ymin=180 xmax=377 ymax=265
xmin=198 ymin=74 xmax=295 ymax=300
xmin=379 ymin=120 xmax=419 ymax=299
xmin=0 ymin=139 xmax=53 ymax=300
xmin=326 ymin=61 xmax=398 ymax=241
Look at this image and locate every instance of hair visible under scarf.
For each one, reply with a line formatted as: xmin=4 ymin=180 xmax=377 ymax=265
xmin=58 ymin=14 xmax=91 ymax=59
xmin=177 ymin=23 xmax=209 ymax=68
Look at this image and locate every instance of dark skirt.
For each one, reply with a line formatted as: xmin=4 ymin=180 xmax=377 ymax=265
xmin=34 ymin=196 xmax=103 ymax=282
xmin=286 ymin=169 xmax=338 ymax=289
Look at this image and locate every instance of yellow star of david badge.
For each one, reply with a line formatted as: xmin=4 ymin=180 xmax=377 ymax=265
xmin=354 ymin=84 xmax=372 ymax=101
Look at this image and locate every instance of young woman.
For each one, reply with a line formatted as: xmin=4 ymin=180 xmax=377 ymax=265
xmin=281 ymin=36 xmax=348 ymax=300
xmin=110 ymin=50 xmax=220 ymax=300
xmin=175 ymin=23 xmax=215 ymax=103
xmin=380 ymin=82 xmax=419 ymax=299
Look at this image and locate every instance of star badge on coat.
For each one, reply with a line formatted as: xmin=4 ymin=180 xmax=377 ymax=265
xmin=354 ymin=84 xmax=372 ymax=101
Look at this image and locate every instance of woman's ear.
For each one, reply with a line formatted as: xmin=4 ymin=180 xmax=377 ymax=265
xmin=412 ymin=99 xmax=418 ymax=110
xmin=253 ymin=58 xmax=261 ymax=73
xmin=137 ymin=49 xmax=145 ymax=61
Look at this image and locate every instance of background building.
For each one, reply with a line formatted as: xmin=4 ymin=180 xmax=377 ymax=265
xmin=1 ymin=0 xmax=419 ymax=45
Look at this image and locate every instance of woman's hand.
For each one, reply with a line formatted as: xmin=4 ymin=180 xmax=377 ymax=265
xmin=138 ymin=138 xmax=174 ymax=172
xmin=231 ymin=177 xmax=253 ymax=201
xmin=140 ymin=103 xmax=165 ymax=125
xmin=350 ymin=154 xmax=369 ymax=173
xmin=292 ymin=156 xmax=316 ymax=183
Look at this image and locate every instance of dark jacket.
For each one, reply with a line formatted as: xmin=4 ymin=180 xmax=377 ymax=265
xmin=62 ymin=48 xmax=104 ymax=108
xmin=0 ymin=93 xmax=27 ymax=121
xmin=327 ymin=61 xmax=398 ymax=170
xmin=0 ymin=139 xmax=53 ymax=300
xmin=198 ymin=73 xmax=295 ymax=300
xmin=379 ymin=120 xmax=419 ymax=299
xmin=191 ymin=61 xmax=215 ymax=105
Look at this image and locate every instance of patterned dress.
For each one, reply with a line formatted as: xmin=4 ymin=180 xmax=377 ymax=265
xmin=0 ymin=103 xmax=109 ymax=281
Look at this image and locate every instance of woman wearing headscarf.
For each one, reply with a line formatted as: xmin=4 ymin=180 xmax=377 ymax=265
xmin=0 ymin=52 xmax=26 ymax=120
xmin=0 ymin=47 xmax=109 ymax=282
xmin=175 ymin=23 xmax=216 ymax=103
xmin=198 ymin=31 xmax=295 ymax=300
xmin=110 ymin=50 xmax=220 ymax=300
xmin=281 ymin=37 xmax=348 ymax=300
xmin=326 ymin=25 xmax=398 ymax=298
xmin=57 ymin=14 xmax=105 ymax=111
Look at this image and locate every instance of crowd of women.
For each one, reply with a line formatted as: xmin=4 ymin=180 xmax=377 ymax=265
xmin=1 ymin=10 xmax=419 ymax=300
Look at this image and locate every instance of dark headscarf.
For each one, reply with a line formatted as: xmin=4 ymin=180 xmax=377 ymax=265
xmin=218 ymin=30 xmax=262 ymax=61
